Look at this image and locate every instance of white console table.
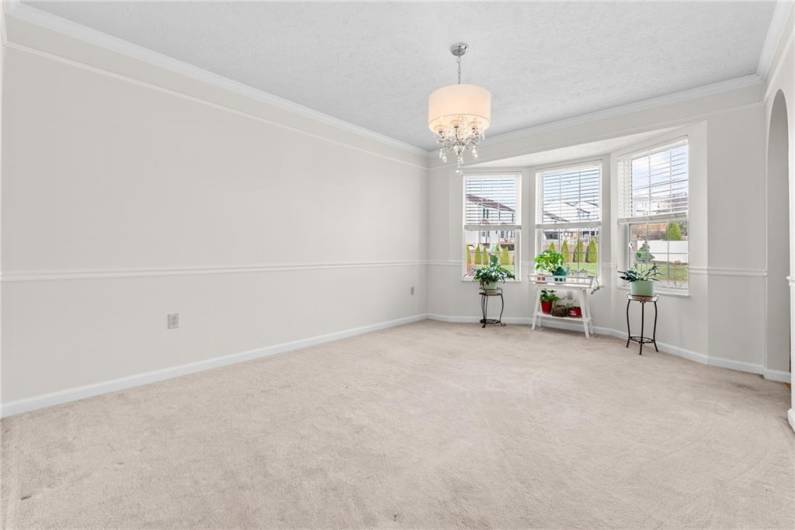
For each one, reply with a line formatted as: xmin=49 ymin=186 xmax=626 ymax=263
xmin=531 ymin=274 xmax=597 ymax=338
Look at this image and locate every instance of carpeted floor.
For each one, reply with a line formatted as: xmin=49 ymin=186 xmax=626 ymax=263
xmin=2 ymin=321 xmax=794 ymax=529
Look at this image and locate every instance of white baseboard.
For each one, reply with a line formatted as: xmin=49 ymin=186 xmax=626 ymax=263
xmin=789 ymin=409 xmax=795 ymax=433
xmin=762 ymin=368 xmax=792 ymax=383
xmin=0 ymin=313 xmax=428 ymax=418
xmin=426 ymin=314 xmax=790 ymax=383
xmin=3 ymin=313 xmax=790 ymax=418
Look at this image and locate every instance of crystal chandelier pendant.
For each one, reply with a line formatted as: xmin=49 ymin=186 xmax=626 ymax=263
xmin=427 ymin=42 xmax=491 ymax=174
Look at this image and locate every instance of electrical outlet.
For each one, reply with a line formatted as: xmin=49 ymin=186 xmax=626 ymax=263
xmin=167 ymin=313 xmax=179 ymax=329
xmin=410 ymin=286 xmax=415 ymax=295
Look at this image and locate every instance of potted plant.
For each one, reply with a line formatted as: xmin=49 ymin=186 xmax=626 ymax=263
xmin=539 ymin=289 xmax=558 ymax=314
xmin=619 ymin=241 xmax=659 ymax=296
xmin=551 ymin=300 xmax=570 ymax=317
xmin=618 ymin=264 xmax=660 ymax=296
xmin=534 ymin=249 xmax=567 ymax=282
xmin=474 ymin=254 xmax=515 ymax=291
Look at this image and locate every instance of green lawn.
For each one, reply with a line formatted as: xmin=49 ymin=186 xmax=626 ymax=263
xmin=569 ymin=261 xmax=688 ymax=287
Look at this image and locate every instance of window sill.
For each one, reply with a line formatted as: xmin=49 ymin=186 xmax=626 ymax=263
xmin=462 ymin=278 xmax=522 ymax=284
xmin=617 ymin=285 xmax=690 ymax=298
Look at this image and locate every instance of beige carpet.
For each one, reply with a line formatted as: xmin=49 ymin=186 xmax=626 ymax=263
xmin=2 ymin=321 xmax=794 ymax=529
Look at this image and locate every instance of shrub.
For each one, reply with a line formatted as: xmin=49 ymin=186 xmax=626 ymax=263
xmin=666 ymin=222 xmax=682 ymax=241
xmin=499 ymin=245 xmax=511 ymax=266
xmin=574 ymin=239 xmax=586 ymax=263
xmin=586 ymin=238 xmax=598 ymax=263
xmin=560 ymin=240 xmax=570 ymax=263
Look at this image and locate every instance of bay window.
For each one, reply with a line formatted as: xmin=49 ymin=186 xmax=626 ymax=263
xmin=535 ymin=163 xmax=602 ymax=277
xmin=617 ymin=139 xmax=689 ymax=290
xmin=463 ymin=174 xmax=521 ymax=279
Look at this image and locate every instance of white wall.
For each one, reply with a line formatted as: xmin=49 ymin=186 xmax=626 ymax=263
xmin=1 ymin=13 xmax=428 ymax=411
xmin=427 ymin=82 xmax=777 ymax=379
xmin=762 ymin=5 xmax=795 ymax=427
xmin=2 ymin=4 xmax=793 ymax=426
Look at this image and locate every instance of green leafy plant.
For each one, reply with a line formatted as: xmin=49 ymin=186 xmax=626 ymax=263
xmin=634 ymin=241 xmax=655 ymax=263
xmin=534 ymin=249 xmax=567 ymax=276
xmin=551 ymin=300 xmax=570 ymax=317
xmin=474 ymin=254 xmax=516 ymax=285
xmin=618 ymin=264 xmax=660 ymax=282
xmin=539 ymin=289 xmax=559 ymax=303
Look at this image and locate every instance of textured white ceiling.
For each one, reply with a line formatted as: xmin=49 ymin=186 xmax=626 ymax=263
xmin=27 ymin=1 xmax=776 ymax=150
xmin=471 ymin=128 xmax=678 ymax=168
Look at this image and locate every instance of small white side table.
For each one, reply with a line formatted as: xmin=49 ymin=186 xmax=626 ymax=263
xmin=531 ymin=274 xmax=597 ymax=338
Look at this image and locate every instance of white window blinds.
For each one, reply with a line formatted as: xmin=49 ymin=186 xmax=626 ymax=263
xmin=464 ymin=175 xmax=520 ymax=229
xmin=537 ymin=165 xmax=601 ymax=227
xmin=619 ymin=140 xmax=688 ymax=222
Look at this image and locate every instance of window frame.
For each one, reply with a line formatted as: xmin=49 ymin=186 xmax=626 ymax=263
xmin=534 ymin=160 xmax=604 ymax=280
xmin=461 ymin=171 xmax=523 ymax=282
xmin=616 ymin=137 xmax=690 ymax=293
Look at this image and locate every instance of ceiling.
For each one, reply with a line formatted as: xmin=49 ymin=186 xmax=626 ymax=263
xmin=471 ymin=128 xmax=678 ymax=169
xmin=26 ymin=1 xmax=777 ymax=150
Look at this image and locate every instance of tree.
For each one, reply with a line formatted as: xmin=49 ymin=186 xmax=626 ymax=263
xmin=666 ymin=222 xmax=682 ymax=241
xmin=560 ymin=240 xmax=570 ymax=263
xmin=500 ymin=245 xmax=511 ymax=266
xmin=574 ymin=239 xmax=586 ymax=263
xmin=547 ymin=241 xmax=556 ymax=253
xmin=586 ymin=238 xmax=598 ymax=263
xmin=473 ymin=245 xmax=482 ymax=268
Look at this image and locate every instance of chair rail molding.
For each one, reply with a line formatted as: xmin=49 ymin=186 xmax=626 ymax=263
xmin=1 ymin=260 xmax=426 ymax=282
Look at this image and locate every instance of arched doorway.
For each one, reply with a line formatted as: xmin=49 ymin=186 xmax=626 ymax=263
xmin=766 ymin=90 xmax=790 ymax=376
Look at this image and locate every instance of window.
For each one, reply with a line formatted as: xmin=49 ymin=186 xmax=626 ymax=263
xmin=463 ymin=174 xmax=521 ymax=279
xmin=535 ymin=163 xmax=602 ymax=277
xmin=618 ymin=139 xmax=689 ymax=290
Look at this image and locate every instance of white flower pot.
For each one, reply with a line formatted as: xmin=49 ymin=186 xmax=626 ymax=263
xmin=481 ymin=280 xmax=499 ymax=291
xmin=630 ymin=280 xmax=654 ymax=297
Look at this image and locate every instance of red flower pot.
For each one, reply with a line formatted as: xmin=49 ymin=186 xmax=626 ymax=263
xmin=568 ymin=307 xmax=582 ymax=318
xmin=541 ymin=301 xmax=553 ymax=314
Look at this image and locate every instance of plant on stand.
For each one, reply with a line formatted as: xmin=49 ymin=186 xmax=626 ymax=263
xmin=534 ymin=249 xmax=568 ymax=282
xmin=619 ymin=241 xmax=660 ymax=296
xmin=475 ymin=254 xmax=515 ymax=291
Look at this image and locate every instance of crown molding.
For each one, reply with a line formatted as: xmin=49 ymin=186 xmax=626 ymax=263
xmin=758 ymin=0 xmax=795 ymax=81
xmin=428 ymin=74 xmax=764 ymax=165
xmin=491 ymin=76 xmax=762 ymax=144
xmin=3 ymin=2 xmax=427 ymax=158
xmin=0 ymin=0 xmax=19 ymax=44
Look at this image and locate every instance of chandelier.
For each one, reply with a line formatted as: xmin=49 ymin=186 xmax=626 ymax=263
xmin=428 ymin=42 xmax=492 ymax=174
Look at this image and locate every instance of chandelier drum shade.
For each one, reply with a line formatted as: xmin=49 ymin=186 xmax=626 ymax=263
xmin=427 ymin=84 xmax=491 ymax=133
xmin=427 ymin=42 xmax=492 ymax=174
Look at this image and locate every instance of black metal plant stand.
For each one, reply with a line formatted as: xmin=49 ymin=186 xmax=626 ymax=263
xmin=625 ymin=294 xmax=659 ymax=355
xmin=479 ymin=288 xmax=505 ymax=328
